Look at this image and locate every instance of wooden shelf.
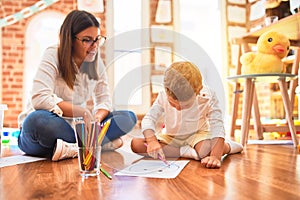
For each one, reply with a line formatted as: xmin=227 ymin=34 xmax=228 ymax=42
xmin=149 ymin=0 xmax=174 ymax=104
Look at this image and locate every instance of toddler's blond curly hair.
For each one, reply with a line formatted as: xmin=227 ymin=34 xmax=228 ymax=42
xmin=164 ymin=61 xmax=203 ymax=101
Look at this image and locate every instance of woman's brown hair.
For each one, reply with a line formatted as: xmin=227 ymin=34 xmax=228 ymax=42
xmin=57 ymin=10 xmax=100 ymax=89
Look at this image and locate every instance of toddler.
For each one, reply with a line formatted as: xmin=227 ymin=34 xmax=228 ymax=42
xmin=131 ymin=61 xmax=243 ymax=168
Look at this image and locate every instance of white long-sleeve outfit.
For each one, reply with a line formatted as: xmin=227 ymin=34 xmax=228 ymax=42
xmin=141 ymin=86 xmax=225 ymax=141
xmin=18 ymin=45 xmax=112 ymax=127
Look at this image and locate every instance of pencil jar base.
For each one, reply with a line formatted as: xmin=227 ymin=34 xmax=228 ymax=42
xmin=80 ymin=170 xmax=101 ymax=177
xmin=78 ymin=147 xmax=101 ymax=177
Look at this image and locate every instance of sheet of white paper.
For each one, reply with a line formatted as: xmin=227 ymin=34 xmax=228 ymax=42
xmin=114 ymin=160 xmax=190 ymax=179
xmin=247 ymin=140 xmax=293 ymax=145
xmin=0 ymin=155 xmax=46 ymax=168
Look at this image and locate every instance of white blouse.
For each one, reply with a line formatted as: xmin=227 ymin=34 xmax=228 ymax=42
xmin=18 ymin=45 xmax=112 ymax=127
xmin=141 ymin=86 xmax=225 ymax=138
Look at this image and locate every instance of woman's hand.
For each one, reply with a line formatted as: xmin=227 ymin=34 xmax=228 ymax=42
xmin=57 ymin=101 xmax=93 ymax=120
xmin=94 ymin=109 xmax=109 ymax=122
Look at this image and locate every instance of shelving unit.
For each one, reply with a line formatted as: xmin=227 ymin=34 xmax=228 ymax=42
xmin=149 ymin=0 xmax=175 ymax=104
xmin=224 ymin=1 xmax=300 ymax=139
xmin=225 ymin=0 xmax=266 ymax=82
xmin=224 ymin=0 xmax=266 ymax=136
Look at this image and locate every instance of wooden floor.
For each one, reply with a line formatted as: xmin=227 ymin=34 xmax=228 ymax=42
xmin=1 ymin=133 xmax=300 ymax=200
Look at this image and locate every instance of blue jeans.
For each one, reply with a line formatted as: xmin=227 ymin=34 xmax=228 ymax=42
xmin=18 ymin=110 xmax=137 ymax=157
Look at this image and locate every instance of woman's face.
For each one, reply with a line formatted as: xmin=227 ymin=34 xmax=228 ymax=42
xmin=73 ymin=26 xmax=101 ymax=63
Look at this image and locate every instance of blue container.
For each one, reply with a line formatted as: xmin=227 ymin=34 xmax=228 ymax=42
xmin=1 ymin=131 xmax=10 ymax=143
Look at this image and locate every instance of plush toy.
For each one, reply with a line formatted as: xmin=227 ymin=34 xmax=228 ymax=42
xmin=241 ymin=30 xmax=290 ymax=74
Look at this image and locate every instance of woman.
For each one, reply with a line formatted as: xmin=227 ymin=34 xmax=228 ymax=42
xmin=18 ymin=10 xmax=137 ymax=161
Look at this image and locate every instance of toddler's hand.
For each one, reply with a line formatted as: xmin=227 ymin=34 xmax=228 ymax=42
xmin=201 ymin=156 xmax=221 ymax=168
xmin=145 ymin=140 xmax=165 ymax=160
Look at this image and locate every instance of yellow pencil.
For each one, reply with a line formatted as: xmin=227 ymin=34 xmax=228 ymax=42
xmin=83 ymin=150 xmax=93 ymax=166
xmin=97 ymin=119 xmax=111 ymax=145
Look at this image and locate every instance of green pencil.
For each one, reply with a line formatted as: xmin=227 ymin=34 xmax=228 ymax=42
xmin=100 ymin=167 xmax=112 ymax=180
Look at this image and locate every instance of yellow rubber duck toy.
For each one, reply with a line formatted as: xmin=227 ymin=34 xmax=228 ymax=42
xmin=241 ymin=31 xmax=290 ymax=74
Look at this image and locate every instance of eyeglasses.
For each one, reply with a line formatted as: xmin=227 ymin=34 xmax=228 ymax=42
xmin=74 ymin=35 xmax=106 ymax=47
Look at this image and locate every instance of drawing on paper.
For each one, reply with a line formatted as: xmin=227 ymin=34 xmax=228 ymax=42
xmin=114 ymin=159 xmax=190 ymax=179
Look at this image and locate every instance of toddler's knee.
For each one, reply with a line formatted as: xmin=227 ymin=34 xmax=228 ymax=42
xmin=196 ymin=141 xmax=212 ymax=159
xmin=198 ymin=150 xmax=210 ymax=159
xmin=130 ymin=139 xmax=138 ymax=153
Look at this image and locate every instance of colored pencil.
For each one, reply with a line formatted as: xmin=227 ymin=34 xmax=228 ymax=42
xmin=84 ymin=119 xmax=111 ymax=169
xmin=100 ymin=167 xmax=112 ymax=180
xmin=97 ymin=119 xmax=111 ymax=145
